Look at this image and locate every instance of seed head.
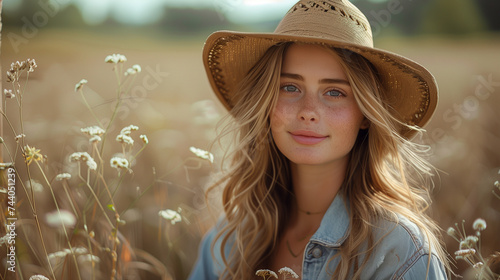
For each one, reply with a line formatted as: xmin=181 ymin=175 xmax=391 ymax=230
xmin=110 ymin=157 xmax=129 ymax=170
xmin=256 ymin=269 xmax=278 ymax=279
xmin=75 ymin=79 xmax=88 ymax=92
xmin=81 ymin=126 xmax=105 ymax=136
xmin=140 ymin=134 xmax=148 ymax=144
xmin=46 ymin=209 xmax=76 ymax=228
xmin=124 ymin=64 xmax=142 ymax=76
xmin=446 ymin=227 xmax=456 ymax=237
xmin=158 ymin=209 xmax=182 ymax=225
xmin=120 ymin=125 xmax=139 ymax=136
xmin=55 ymin=173 xmax=72 ymax=181
xmin=24 ymin=145 xmax=43 ymax=165
xmin=455 ymin=248 xmax=476 ymax=259
xmin=116 ymin=134 xmax=134 ymax=145
xmin=278 ymin=267 xmax=299 ymax=278
xmin=472 ymin=218 xmax=486 ymax=231
xmin=26 ymin=58 xmax=37 ymax=73
xmin=29 ymin=275 xmax=49 ymax=280
xmin=105 ymin=54 xmax=127 ymax=64
xmin=4 ymin=89 xmax=15 ymax=98
xmin=190 ymin=146 xmax=214 ymax=163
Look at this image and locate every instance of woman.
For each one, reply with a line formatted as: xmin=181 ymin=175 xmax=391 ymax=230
xmin=190 ymin=0 xmax=448 ymax=279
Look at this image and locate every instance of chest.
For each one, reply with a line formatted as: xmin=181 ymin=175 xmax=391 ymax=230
xmin=268 ymin=239 xmax=342 ymax=279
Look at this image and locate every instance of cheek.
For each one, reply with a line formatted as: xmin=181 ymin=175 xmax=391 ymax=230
xmin=270 ymin=102 xmax=289 ymax=131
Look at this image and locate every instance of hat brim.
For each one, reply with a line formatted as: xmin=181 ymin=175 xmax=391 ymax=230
xmin=203 ymin=31 xmax=437 ymax=139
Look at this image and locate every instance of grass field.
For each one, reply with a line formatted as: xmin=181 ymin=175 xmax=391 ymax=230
xmin=1 ymin=27 xmax=499 ymax=279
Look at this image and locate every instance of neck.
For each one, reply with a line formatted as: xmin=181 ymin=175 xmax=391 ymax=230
xmin=290 ymin=160 xmax=347 ymax=221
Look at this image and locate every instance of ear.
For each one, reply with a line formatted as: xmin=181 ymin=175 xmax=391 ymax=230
xmin=360 ymin=117 xmax=370 ymax=130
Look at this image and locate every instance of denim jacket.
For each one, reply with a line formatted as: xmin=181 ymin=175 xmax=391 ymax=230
xmin=189 ymin=195 xmax=447 ymax=279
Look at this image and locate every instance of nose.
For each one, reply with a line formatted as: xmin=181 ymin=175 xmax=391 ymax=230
xmin=298 ymin=94 xmax=319 ymax=122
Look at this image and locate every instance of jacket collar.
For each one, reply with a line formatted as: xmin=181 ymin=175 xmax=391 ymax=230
xmin=310 ymin=194 xmax=350 ymax=247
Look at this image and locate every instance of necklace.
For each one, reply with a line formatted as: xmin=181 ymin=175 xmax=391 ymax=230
xmin=285 ymin=233 xmax=310 ymax=258
xmin=286 ymin=239 xmax=304 ymax=258
xmin=297 ymin=208 xmax=324 ymax=215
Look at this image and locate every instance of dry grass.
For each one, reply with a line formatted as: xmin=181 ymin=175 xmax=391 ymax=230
xmin=1 ymin=27 xmax=499 ymax=279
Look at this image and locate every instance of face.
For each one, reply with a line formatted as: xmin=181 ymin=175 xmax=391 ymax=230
xmin=270 ymin=44 xmax=368 ymax=168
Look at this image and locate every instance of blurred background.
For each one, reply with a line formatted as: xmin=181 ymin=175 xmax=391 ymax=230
xmin=1 ymin=0 xmax=499 ymax=279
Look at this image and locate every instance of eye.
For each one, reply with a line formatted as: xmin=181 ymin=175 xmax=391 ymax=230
xmin=325 ymin=89 xmax=344 ymax=97
xmin=281 ymin=84 xmax=300 ymax=92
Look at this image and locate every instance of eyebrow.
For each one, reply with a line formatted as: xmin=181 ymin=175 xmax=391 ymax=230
xmin=280 ymin=72 xmax=350 ymax=85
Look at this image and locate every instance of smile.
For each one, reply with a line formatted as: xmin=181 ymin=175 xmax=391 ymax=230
xmin=289 ymin=131 xmax=328 ymax=145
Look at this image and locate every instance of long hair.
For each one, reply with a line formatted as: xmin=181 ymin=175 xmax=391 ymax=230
xmin=207 ymin=42 xmax=448 ymax=279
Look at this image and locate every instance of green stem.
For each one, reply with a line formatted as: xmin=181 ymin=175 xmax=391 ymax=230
xmin=35 ymin=161 xmax=82 ymax=280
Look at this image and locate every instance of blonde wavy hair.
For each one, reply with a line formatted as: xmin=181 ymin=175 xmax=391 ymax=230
xmin=207 ymin=42 xmax=448 ymax=279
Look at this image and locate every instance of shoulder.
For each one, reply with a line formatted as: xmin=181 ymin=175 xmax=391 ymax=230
xmin=188 ymin=222 xmax=232 ymax=280
xmin=361 ymin=215 xmax=447 ymax=279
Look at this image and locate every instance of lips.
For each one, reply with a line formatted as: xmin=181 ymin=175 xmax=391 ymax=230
xmin=289 ymin=130 xmax=328 ymax=145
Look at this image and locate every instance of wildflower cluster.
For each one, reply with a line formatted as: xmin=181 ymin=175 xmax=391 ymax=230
xmin=116 ymin=124 xmax=139 ymax=146
xmin=256 ymin=267 xmax=299 ymax=279
xmin=159 ymin=208 xmax=182 ymax=225
xmin=447 ymin=218 xmax=499 ymax=279
xmin=23 ymin=145 xmax=44 ymax=165
xmin=190 ymin=146 xmax=214 ymax=163
xmin=70 ymin=151 xmax=97 ymax=170
xmin=110 ymin=157 xmax=129 ymax=170
xmin=75 ymin=78 xmax=88 ymax=92
xmin=125 ymin=64 xmax=142 ymax=76
xmin=0 ymin=54 xmax=206 ymax=280
xmin=104 ymin=53 xmax=127 ymax=64
xmin=6 ymin=58 xmax=37 ymax=83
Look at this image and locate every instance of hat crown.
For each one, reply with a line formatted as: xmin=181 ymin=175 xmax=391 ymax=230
xmin=275 ymin=0 xmax=373 ymax=47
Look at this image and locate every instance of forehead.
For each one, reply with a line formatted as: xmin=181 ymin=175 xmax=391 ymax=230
xmin=281 ymin=44 xmax=347 ymax=79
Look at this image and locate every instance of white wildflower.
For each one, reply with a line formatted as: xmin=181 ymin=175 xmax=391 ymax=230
xmin=46 ymin=209 xmax=76 ymax=228
xmin=25 ymin=179 xmax=44 ymax=193
xmin=55 ymin=173 xmax=72 ymax=181
xmin=0 ymin=162 xmax=14 ymax=169
xmin=104 ymin=54 xmax=127 ymax=64
xmin=120 ymin=125 xmax=139 ymax=136
xmin=278 ymin=267 xmax=299 ymax=278
xmin=124 ymin=64 xmax=142 ymax=76
xmin=29 ymin=275 xmax=49 ymax=280
xmin=159 ymin=209 xmax=182 ymax=225
xmin=494 ymin=181 xmax=499 ymax=188
xmin=472 ymin=218 xmax=486 ymax=231
xmin=77 ymin=254 xmax=101 ymax=264
xmin=70 ymin=152 xmax=97 ymax=170
xmin=75 ymin=79 xmax=88 ymax=92
xmin=70 ymin=152 xmax=90 ymax=162
xmin=89 ymin=135 xmax=102 ymax=144
xmin=110 ymin=157 xmax=129 ymax=170
xmin=48 ymin=247 xmax=88 ymax=266
xmin=446 ymin=227 xmax=456 ymax=237
xmin=140 ymin=134 xmax=148 ymax=144
xmin=86 ymin=158 xmax=97 ymax=170
xmin=462 ymin=235 xmax=479 ymax=248
xmin=15 ymin=134 xmax=26 ymax=142
xmin=116 ymin=134 xmax=134 ymax=145
xmin=132 ymin=64 xmax=141 ymax=72
xmin=189 ymin=147 xmax=214 ymax=163
xmin=455 ymin=248 xmax=476 ymax=259
xmin=27 ymin=58 xmax=37 ymax=73
xmin=256 ymin=269 xmax=278 ymax=279
xmin=4 ymin=89 xmax=15 ymax=98
xmin=81 ymin=126 xmax=105 ymax=136
xmin=473 ymin=262 xmax=484 ymax=269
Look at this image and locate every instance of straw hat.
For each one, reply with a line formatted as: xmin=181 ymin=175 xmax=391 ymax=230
xmin=202 ymin=0 xmax=437 ymax=139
